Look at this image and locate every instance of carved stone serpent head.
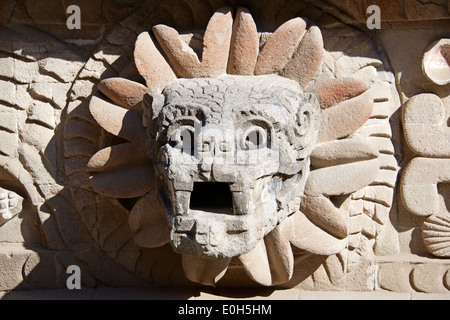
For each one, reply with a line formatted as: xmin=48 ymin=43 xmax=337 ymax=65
xmin=88 ymin=7 xmax=378 ymax=286
xmin=147 ymin=75 xmax=320 ymax=259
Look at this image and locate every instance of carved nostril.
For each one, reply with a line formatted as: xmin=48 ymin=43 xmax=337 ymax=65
xmin=202 ymin=142 xmax=211 ymax=152
xmin=219 ymin=142 xmax=229 ymax=152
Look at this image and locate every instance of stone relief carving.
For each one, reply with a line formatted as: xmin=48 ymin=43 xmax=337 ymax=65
xmin=86 ymin=7 xmax=394 ymax=287
xmin=0 ymin=188 xmax=23 ymax=223
xmin=423 ymin=39 xmax=450 ymax=86
xmin=401 ymin=41 xmax=450 ymax=258
xmin=3 ymin=0 xmax=449 ymax=294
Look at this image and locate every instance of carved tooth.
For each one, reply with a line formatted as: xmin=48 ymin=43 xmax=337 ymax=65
xmin=174 ymin=191 xmax=191 ymax=216
xmin=253 ymin=176 xmax=275 ymax=205
xmin=232 ymin=191 xmax=250 ymax=215
xmin=172 ymin=180 xmax=194 ymax=192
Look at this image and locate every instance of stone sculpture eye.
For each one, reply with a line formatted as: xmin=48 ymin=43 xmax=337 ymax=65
xmin=169 ymin=125 xmax=195 ymax=156
xmin=297 ymin=109 xmax=310 ymax=136
xmin=243 ymin=126 xmax=268 ymax=150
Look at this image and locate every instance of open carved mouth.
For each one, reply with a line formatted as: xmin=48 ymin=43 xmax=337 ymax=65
xmin=190 ymin=182 xmax=234 ymax=215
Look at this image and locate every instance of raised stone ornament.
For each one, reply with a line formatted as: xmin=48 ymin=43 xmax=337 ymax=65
xmin=422 ymin=39 xmax=450 ymax=86
xmin=0 ymin=188 xmax=23 ymax=223
xmin=401 ymin=47 xmax=450 ymax=258
xmin=88 ymin=7 xmax=379 ymax=286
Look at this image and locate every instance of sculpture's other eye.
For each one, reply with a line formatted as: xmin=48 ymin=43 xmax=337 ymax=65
xmin=243 ymin=126 xmax=268 ymax=150
xmin=297 ymin=109 xmax=310 ymax=136
xmin=169 ymin=126 xmax=195 ymax=156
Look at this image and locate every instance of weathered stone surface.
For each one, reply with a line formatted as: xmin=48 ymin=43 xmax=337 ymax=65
xmin=0 ymin=0 xmax=15 ymax=25
xmin=87 ymin=143 xmax=149 ymax=173
xmin=378 ymin=263 xmax=413 ymax=292
xmin=0 ymin=129 xmax=17 ymax=158
xmin=0 ymin=246 xmax=35 ymax=290
xmin=78 ymin=59 xmax=110 ymax=80
xmin=38 ymin=57 xmax=85 ymax=83
xmin=94 ymin=44 xmax=129 ymax=72
xmin=89 ymin=96 xmax=146 ymax=144
xmin=29 ymin=82 xmax=72 ymax=109
xmin=411 ymin=264 xmax=450 ymax=293
xmin=254 ymin=18 xmax=307 ymax=76
xmin=90 ymin=164 xmax=154 ymax=199
xmin=264 ymin=224 xmax=294 ymax=286
xmin=311 ymin=139 xmax=379 ymax=169
xmin=285 ymin=211 xmax=347 ymax=256
xmin=314 ymin=78 xmax=369 ymax=108
xmin=69 ymin=80 xmax=96 ymax=100
xmin=64 ymin=119 xmax=99 ymax=142
xmin=27 ymin=101 xmax=55 ymax=129
xmin=0 ymin=80 xmax=15 ymax=106
xmin=128 ymin=191 xmax=170 ymax=249
xmin=1 ymin=1 xmax=443 ymax=295
xmin=0 ymin=112 xmax=17 ymax=134
xmin=182 ymin=255 xmax=231 ymax=286
xmin=98 ymin=77 xmax=148 ymax=110
xmin=374 ymin=223 xmax=399 ymax=256
xmin=404 ymin=0 xmax=450 ymax=20
xmin=300 ymin=195 xmax=348 ymax=239
xmin=401 ymin=157 xmax=450 ymax=217
xmin=305 ymin=159 xmax=380 ymax=197
xmin=238 ymin=240 xmax=272 ymax=287
xmin=153 ymin=7 xmax=233 ymax=78
xmin=228 ymin=7 xmax=259 ymax=76
xmin=281 ymin=25 xmax=324 ymax=87
xmin=422 ymin=214 xmax=450 ymax=257
xmin=403 ymin=94 xmax=450 ymax=157
xmin=134 ymin=32 xmax=177 ymax=93
xmin=0 ymin=55 xmax=14 ymax=79
xmin=319 ymin=90 xmax=374 ymax=142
